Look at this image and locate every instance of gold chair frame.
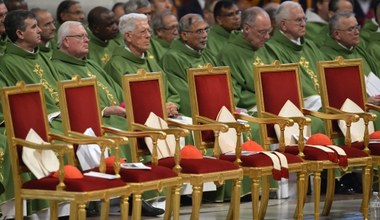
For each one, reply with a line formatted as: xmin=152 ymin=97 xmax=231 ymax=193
xmin=254 ymin=61 xmax=372 ymax=220
xmin=122 ymin=69 xmax=244 ymax=220
xmin=187 ymin=64 xmax=307 ymax=220
xmin=57 ymin=76 xmax=182 ymax=220
xmin=0 ymin=81 xmax=130 ymax=220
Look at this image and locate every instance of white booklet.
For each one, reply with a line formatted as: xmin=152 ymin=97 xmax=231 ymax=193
xmin=366 ymin=72 xmax=380 ymax=97
xmin=224 ymin=151 xmax=257 ymax=156
xmin=84 ymin=171 xmax=119 ymax=179
xmin=121 ymin=163 xmax=152 ymax=170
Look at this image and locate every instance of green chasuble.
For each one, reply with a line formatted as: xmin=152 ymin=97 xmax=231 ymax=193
xmin=305 ymin=9 xmax=328 ymax=48
xmin=160 ymin=39 xmax=217 ymax=116
xmin=104 ymin=46 xmax=180 ymax=108
xmin=87 ymin=30 xmax=118 ymax=69
xmin=51 ymin=49 xmax=131 ymax=159
xmin=217 ymin=31 xmax=266 ymax=110
xmin=206 ymin=24 xmax=231 ymax=57
xmin=263 ymin=30 xmax=323 ymax=99
xmin=149 ymin=34 xmax=172 ymax=63
xmin=0 ymin=43 xmax=63 ymax=215
xmin=0 ymin=42 xmax=61 ymax=115
xmin=367 ymin=32 xmax=380 ymax=72
xmin=360 ymin=19 xmax=378 ymax=47
xmin=320 ymin=34 xmax=379 ymax=77
xmin=0 ymin=37 xmax=7 ymax=56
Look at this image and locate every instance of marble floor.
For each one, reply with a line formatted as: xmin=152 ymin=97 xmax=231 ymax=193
xmin=88 ymin=192 xmax=365 ymax=220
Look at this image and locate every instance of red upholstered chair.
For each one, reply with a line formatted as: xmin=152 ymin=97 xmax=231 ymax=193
xmin=56 ymin=76 xmax=181 ymax=220
xmin=0 ymin=81 xmax=130 ymax=220
xmin=254 ymin=60 xmax=372 ymax=219
xmin=318 ymin=57 xmax=379 ymax=191
xmin=122 ymin=69 xmax=243 ymax=220
xmin=187 ymin=64 xmax=307 ymax=220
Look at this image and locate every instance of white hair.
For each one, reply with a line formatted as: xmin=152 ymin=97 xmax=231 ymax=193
xmin=119 ymin=13 xmax=148 ymax=35
xmin=275 ymin=1 xmax=303 ymax=27
xmin=57 ymin=21 xmax=83 ymax=48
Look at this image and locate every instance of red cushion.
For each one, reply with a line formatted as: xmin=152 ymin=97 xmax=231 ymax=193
xmin=306 ymin=133 xmax=333 ymax=145
xmin=51 ymin=165 xmax=83 ymax=179
xmin=241 ymin=140 xmax=264 ymax=152
xmin=154 ymin=157 xmax=239 ymax=174
xmin=284 ymin=145 xmax=339 ymax=162
xmin=91 ymin=165 xmax=177 ymax=182
xmin=340 ymin=145 xmax=369 ymax=158
xmin=23 ymin=176 xmax=126 ymax=192
xmin=180 ymin=145 xmax=203 ymax=159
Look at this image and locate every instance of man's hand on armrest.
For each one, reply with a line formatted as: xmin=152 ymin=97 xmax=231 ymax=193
xmin=103 ymin=106 xmax=126 ymax=117
xmin=166 ymin=102 xmax=179 ymax=118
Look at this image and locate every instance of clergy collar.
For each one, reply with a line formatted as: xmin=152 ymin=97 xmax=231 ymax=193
xmin=184 ymin=43 xmax=202 ymax=53
xmin=14 ymin=42 xmax=35 ymax=53
xmin=280 ymin=30 xmax=301 ymax=45
xmin=336 ymin=41 xmax=353 ymax=51
xmin=124 ymin=45 xmax=145 ymax=58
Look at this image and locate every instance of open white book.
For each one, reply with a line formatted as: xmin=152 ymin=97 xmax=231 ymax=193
xmin=83 ymin=171 xmax=119 ymax=179
xmin=121 ymin=163 xmax=151 ymax=170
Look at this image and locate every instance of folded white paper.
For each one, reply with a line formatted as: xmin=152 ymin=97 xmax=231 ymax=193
xmin=304 ymin=95 xmax=322 ymax=111
xmin=121 ymin=163 xmax=151 ymax=170
xmin=83 ymin=171 xmax=119 ymax=179
xmin=366 ymin=72 xmax=380 ymax=97
xmin=216 ymin=106 xmax=237 ymax=154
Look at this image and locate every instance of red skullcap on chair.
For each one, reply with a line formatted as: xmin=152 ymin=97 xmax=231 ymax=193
xmin=105 ymin=156 xmax=126 ymax=168
xmin=51 ymin=165 xmax=84 ymax=179
xmin=241 ymin=140 xmax=264 ymax=152
xmin=306 ymin=133 xmax=333 ymax=145
xmin=369 ymin=131 xmax=380 ymax=139
xmin=181 ymin=145 xmax=203 ymax=159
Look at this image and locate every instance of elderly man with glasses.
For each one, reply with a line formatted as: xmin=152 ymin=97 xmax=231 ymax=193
xmin=160 ymin=13 xmax=216 ymax=117
xmin=104 ymin=13 xmax=180 ymax=118
xmin=321 ymin=12 xmax=378 ymax=78
xmin=150 ymin=9 xmax=179 ymax=62
xmin=257 ymin=1 xmax=325 ymax=112
xmin=206 ymin=0 xmax=241 ymax=56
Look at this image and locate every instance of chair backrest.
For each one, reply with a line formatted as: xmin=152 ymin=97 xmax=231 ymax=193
xmin=0 ymin=81 xmax=50 ymax=181
xmin=187 ymin=64 xmax=235 ymax=146
xmin=122 ymin=69 xmax=167 ymax=160
xmin=318 ymin=57 xmax=366 ymax=138
xmin=254 ymin=61 xmax=303 ymax=147
xmin=57 ymin=76 xmax=103 ymax=137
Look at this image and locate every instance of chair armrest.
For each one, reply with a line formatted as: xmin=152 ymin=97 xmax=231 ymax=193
xmin=102 ymin=126 xmax=166 ymax=143
xmin=366 ymin=103 xmax=380 ymax=113
xmin=168 ymin=117 xmax=228 ymax=133
xmin=302 ymin=108 xmax=360 ymax=123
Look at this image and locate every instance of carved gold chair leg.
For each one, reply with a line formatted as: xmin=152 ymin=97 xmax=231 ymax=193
xmin=132 ymin=194 xmax=143 ymax=220
xmin=164 ymin=188 xmax=173 ymax=220
xmin=100 ymin=199 xmax=110 ymax=220
xmin=172 ymin=185 xmax=181 ymax=220
xmin=258 ymin=176 xmax=270 ymax=220
xmin=313 ymin=171 xmax=322 ymax=220
xmin=361 ymin=166 xmax=371 ymax=219
xmin=251 ymin=178 xmax=260 ymax=220
xmin=322 ymin=169 xmax=335 ymax=216
xmin=294 ymin=170 xmax=306 ymax=220
xmin=227 ymin=178 xmax=242 ymax=220
xmin=78 ymin=203 xmax=86 ymax=220
xmin=120 ymin=196 xmax=129 ymax=220
xmin=190 ymin=184 xmax=203 ymax=220
xmin=49 ymin=201 xmax=58 ymax=220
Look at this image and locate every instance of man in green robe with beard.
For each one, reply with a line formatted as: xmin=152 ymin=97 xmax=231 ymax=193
xmin=160 ymin=13 xmax=216 ymax=117
xmin=104 ymin=13 xmax=180 ymax=118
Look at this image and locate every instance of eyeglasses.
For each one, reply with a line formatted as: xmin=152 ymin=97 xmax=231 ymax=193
xmin=185 ymin=27 xmax=209 ymax=35
xmin=132 ymin=28 xmax=152 ymax=36
xmin=220 ymin=10 xmax=241 ymax=18
xmin=337 ymin=25 xmax=361 ymax=33
xmin=0 ymin=12 xmax=6 ymax=19
xmin=66 ymin=34 xmax=88 ymax=40
xmin=284 ymin=17 xmax=307 ymax=25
